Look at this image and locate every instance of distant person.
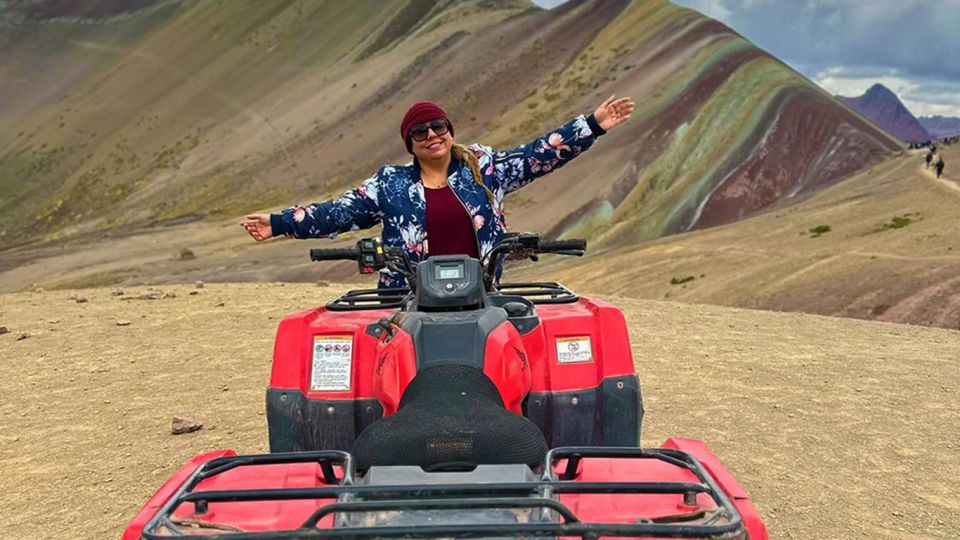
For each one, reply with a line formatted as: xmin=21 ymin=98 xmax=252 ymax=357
xmin=926 ymin=150 xmax=934 ymax=169
xmin=935 ymin=156 xmax=945 ymax=178
xmin=240 ymin=96 xmax=635 ymax=288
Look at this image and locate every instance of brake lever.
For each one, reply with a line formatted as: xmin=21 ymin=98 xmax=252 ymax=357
xmin=503 ymin=247 xmax=539 ymax=262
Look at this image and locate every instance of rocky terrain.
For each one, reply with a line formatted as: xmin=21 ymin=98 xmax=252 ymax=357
xmin=1 ymin=283 xmax=958 ymax=539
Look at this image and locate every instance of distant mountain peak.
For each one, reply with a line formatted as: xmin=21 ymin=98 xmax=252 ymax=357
xmin=840 ymin=84 xmax=930 ymax=143
xmin=865 ymin=83 xmax=895 ymax=97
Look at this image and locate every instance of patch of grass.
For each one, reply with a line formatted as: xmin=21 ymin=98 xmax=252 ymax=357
xmin=808 ymin=225 xmax=831 ymax=238
xmin=670 ymin=276 xmax=695 ymax=285
xmin=882 ymin=213 xmax=921 ymax=230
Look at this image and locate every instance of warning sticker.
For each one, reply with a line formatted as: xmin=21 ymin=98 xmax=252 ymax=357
xmin=311 ymin=335 xmax=353 ymax=391
xmin=556 ymin=336 xmax=593 ymax=364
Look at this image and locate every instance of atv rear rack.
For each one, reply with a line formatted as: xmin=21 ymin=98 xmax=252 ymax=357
xmin=140 ymin=447 xmax=745 ymax=539
xmin=326 ymin=282 xmax=577 ymax=311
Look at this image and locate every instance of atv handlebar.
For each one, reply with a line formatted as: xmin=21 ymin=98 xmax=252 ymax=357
xmin=309 ymin=233 xmax=586 ymax=286
xmin=311 ymin=241 xmax=395 ymax=275
xmin=481 ymin=234 xmax=586 ymax=288
xmin=309 ymin=248 xmax=361 ymax=262
xmin=537 ymin=239 xmax=587 ymax=253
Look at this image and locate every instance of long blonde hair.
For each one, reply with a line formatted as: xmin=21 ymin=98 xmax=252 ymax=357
xmin=451 ymin=143 xmax=495 ymax=206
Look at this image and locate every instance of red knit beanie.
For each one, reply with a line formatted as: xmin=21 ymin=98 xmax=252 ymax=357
xmin=400 ymin=101 xmax=454 ymax=153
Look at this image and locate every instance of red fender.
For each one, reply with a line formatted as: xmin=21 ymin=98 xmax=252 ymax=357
xmin=122 ymin=450 xmax=236 ymax=540
xmin=482 ymin=321 xmax=531 ymax=413
xmin=371 ymin=327 xmax=417 ymax=416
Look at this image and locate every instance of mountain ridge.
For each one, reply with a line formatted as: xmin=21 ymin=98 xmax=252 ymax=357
xmin=919 ymin=114 xmax=960 ymax=138
xmin=840 ymin=83 xmax=930 ymax=143
xmin=0 ymin=0 xmax=896 ymax=249
xmin=1 ymin=0 xmax=899 ymax=269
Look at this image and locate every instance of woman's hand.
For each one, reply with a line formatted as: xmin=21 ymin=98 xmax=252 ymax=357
xmin=240 ymin=214 xmax=273 ymax=242
xmin=593 ymin=95 xmax=634 ymax=131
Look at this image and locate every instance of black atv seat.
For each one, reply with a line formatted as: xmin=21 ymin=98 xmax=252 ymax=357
xmin=352 ymin=365 xmax=548 ymax=471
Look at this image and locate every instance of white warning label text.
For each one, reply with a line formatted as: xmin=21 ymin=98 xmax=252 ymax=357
xmin=311 ymin=335 xmax=353 ymax=391
xmin=556 ymin=336 xmax=593 ymax=363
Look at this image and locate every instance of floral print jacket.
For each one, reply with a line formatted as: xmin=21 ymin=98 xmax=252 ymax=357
xmin=271 ymin=114 xmax=605 ymax=288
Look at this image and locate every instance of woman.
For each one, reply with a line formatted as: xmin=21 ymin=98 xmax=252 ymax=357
xmin=241 ymin=96 xmax=634 ymax=287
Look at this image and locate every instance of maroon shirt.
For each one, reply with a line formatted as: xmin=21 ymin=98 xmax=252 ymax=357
xmin=424 ymin=185 xmax=480 ymax=259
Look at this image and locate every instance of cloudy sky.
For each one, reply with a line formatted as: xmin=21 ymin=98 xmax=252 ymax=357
xmin=533 ymin=0 xmax=960 ymax=118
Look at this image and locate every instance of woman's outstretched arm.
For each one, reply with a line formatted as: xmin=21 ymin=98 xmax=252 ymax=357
xmin=241 ymin=171 xmax=384 ymax=241
xmin=483 ymin=95 xmax=634 ymax=194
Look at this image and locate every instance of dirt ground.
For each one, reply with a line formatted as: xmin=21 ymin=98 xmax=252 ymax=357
xmin=1 ymin=283 xmax=958 ymax=539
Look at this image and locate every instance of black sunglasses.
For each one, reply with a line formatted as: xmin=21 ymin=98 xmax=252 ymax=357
xmin=409 ymin=119 xmax=449 ymax=142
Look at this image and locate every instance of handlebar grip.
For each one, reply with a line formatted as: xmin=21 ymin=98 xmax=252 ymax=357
xmin=537 ymin=239 xmax=587 ymax=252
xmin=309 ymin=247 xmax=360 ymax=262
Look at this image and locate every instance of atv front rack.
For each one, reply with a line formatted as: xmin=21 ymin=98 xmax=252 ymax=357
xmin=326 ymin=282 xmax=578 ymax=311
xmin=495 ymin=282 xmax=578 ymax=304
xmin=326 ymin=288 xmax=411 ymax=311
xmin=140 ymin=447 xmax=745 ymax=539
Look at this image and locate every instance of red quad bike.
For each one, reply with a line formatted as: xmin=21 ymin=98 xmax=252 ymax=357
xmin=124 ymin=233 xmax=768 ymax=539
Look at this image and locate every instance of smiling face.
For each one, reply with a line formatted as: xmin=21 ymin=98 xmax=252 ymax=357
xmin=409 ymin=120 xmax=454 ymax=163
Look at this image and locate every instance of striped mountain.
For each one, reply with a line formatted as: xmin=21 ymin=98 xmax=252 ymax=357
xmin=0 ymin=0 xmax=899 ymax=261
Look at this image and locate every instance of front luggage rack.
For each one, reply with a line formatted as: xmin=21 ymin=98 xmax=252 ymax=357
xmin=326 ymin=282 xmax=578 ymax=311
xmin=495 ymin=282 xmax=578 ymax=304
xmin=140 ymin=447 xmax=745 ymax=539
xmin=326 ymin=288 xmax=411 ymax=311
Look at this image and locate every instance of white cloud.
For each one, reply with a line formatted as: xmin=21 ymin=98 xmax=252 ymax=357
xmin=674 ymin=0 xmax=960 ymax=117
xmin=673 ymin=0 xmax=960 ymax=78
xmin=529 ymin=0 xmax=569 ymax=8
xmin=681 ymin=0 xmax=733 ymax=21
xmin=816 ymin=71 xmax=918 ymax=97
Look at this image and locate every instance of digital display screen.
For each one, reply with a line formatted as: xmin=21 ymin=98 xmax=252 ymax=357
xmin=436 ymin=263 xmax=463 ymax=280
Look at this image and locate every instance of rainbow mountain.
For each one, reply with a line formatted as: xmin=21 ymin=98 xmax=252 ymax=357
xmin=0 ymin=0 xmax=899 ymax=260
